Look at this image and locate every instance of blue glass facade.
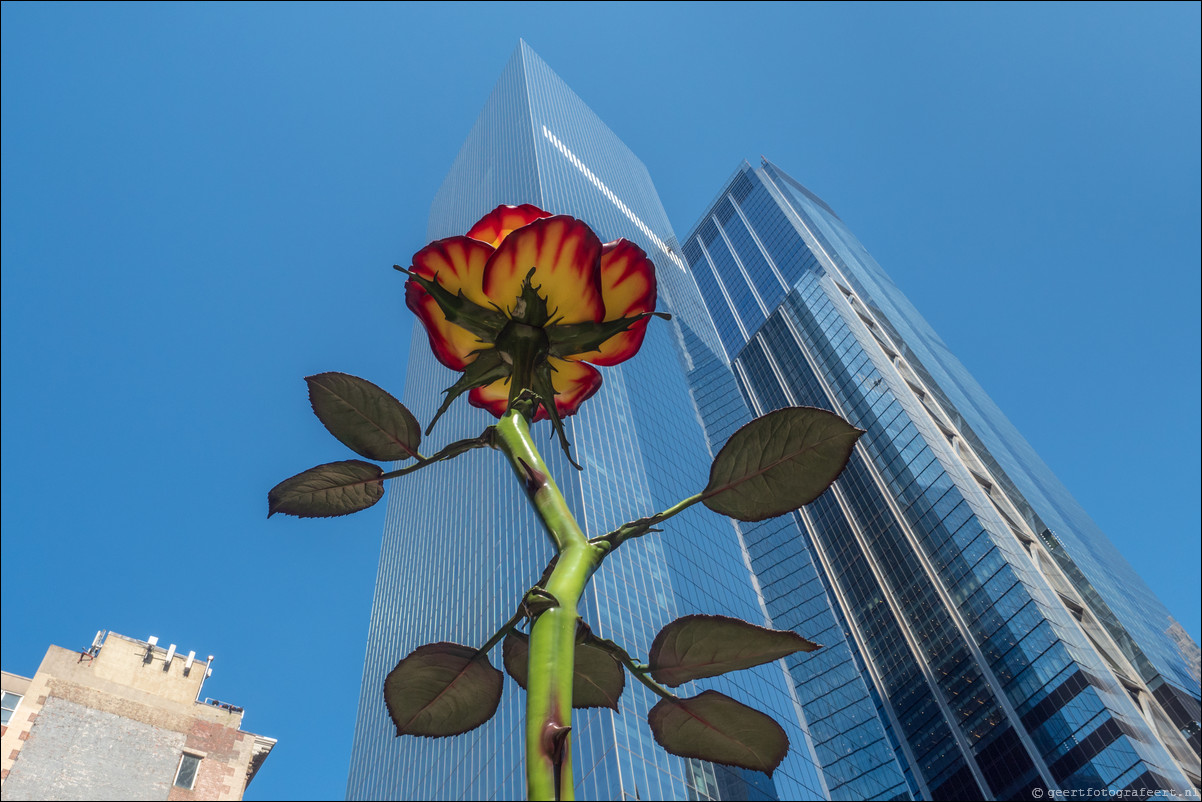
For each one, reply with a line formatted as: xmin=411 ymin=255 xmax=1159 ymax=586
xmin=348 ymin=40 xmax=1200 ymax=802
xmin=346 ymin=45 xmax=827 ymax=801
xmin=678 ymin=160 xmax=1201 ymax=799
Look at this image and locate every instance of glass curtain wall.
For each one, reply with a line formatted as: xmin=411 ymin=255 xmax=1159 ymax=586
xmin=678 ymin=159 xmax=1200 ymax=800
xmin=346 ymin=45 xmax=827 ymax=802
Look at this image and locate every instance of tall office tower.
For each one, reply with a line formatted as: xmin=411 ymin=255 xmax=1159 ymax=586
xmin=346 ymin=44 xmax=828 ymax=801
xmin=678 ymin=158 xmax=1201 ymax=800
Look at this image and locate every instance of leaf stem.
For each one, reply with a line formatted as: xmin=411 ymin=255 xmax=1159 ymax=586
xmin=599 ymin=644 xmax=678 ymax=702
xmin=478 ymin=605 xmax=526 ymax=656
xmin=591 ymin=492 xmax=704 ymax=553
xmin=377 ymin=433 xmax=492 ymax=481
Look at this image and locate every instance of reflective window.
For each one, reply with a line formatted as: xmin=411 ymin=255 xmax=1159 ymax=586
xmin=174 ymin=753 xmax=201 ymax=790
xmin=1 ymin=691 xmax=22 ymax=726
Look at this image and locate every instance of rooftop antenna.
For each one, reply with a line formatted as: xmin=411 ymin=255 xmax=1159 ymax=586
xmin=144 ymin=636 xmax=159 ymax=665
xmin=78 ymin=629 xmax=108 ymax=664
xmin=195 ymin=655 xmax=216 ymax=703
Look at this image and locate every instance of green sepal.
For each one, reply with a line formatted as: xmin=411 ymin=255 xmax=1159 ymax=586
xmin=511 ymin=268 xmax=553 ymax=327
xmin=495 ymin=320 xmax=551 ymax=410
xmin=397 ymin=266 xmax=509 ymax=341
xmin=426 ymin=348 xmax=510 ymax=435
xmin=530 ymin=361 xmax=583 ymax=470
xmin=546 ymin=311 xmax=671 ymax=359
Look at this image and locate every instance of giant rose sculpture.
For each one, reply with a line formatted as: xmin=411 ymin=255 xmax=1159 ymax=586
xmin=271 ymin=204 xmax=863 ymax=801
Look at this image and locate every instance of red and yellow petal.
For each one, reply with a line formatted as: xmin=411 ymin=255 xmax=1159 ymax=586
xmin=483 ymin=216 xmax=605 ymax=325
xmin=467 ymin=376 xmax=512 ymax=419
xmin=411 ymin=236 xmax=495 ymax=308
xmin=466 ymin=204 xmax=552 ymax=249
xmin=545 ymin=357 xmax=603 ymax=418
xmin=467 ymin=358 xmax=602 ymax=421
xmin=573 ymin=239 xmax=658 ymax=366
xmin=405 ymin=279 xmax=489 ymax=371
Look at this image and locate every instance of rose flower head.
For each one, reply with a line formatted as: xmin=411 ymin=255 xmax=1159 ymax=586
xmin=398 ymin=204 xmax=666 ymax=463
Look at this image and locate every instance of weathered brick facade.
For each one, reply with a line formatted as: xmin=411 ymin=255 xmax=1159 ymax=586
xmin=1 ymin=633 xmax=274 ymax=801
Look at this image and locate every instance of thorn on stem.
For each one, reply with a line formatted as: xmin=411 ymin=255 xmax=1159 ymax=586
xmin=541 ymin=720 xmax=571 ymax=755
xmin=523 ymin=588 xmax=560 ymax=619
xmin=542 ymin=720 xmax=572 ymax=801
xmin=517 ymin=458 xmax=547 ymax=497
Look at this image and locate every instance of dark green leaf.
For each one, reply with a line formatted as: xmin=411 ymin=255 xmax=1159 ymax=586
xmin=267 ymin=460 xmax=383 ymax=518
xmin=384 ymin=642 xmax=503 ymax=737
xmin=648 ymin=615 xmax=820 ymax=687
xmin=306 ymin=372 xmax=421 ymax=461
xmin=502 ymin=627 xmax=625 ymax=710
xmin=648 ymin=691 xmax=788 ymax=776
xmin=703 ymin=406 xmax=863 ymax=522
xmin=571 ymin=626 xmax=626 ymax=710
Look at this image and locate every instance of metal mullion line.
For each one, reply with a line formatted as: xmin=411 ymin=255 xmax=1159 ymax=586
xmin=693 ymin=235 xmax=749 ymax=345
xmin=714 ymin=212 xmax=771 ymax=319
xmin=759 ymin=173 xmax=845 ymax=308
xmin=727 ymin=189 xmax=790 ymax=292
xmin=778 ymin=644 xmax=833 ymax=800
xmin=520 ymin=50 xmax=545 ymax=208
xmin=681 ymin=265 xmax=732 ymax=367
xmin=776 ymin=298 xmax=1061 ymax=792
xmin=800 ymin=501 xmax=934 ymax=799
xmin=775 ymin=191 xmax=1173 ymax=755
xmin=809 ymin=263 xmax=1192 ymax=782
xmin=698 ymin=393 xmax=824 ymax=789
xmin=591 ymin=551 xmax=625 ymax=799
xmin=754 ymin=330 xmax=999 ymax=797
xmin=731 ymin=355 xmax=933 ymax=801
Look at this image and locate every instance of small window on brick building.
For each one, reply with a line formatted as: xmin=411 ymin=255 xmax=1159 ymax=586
xmin=1 ymin=691 xmax=22 ymax=726
xmin=174 ymin=753 xmax=202 ymax=790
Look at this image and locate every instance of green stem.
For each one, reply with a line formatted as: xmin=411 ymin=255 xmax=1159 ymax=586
xmin=493 ymin=410 xmax=602 ymax=802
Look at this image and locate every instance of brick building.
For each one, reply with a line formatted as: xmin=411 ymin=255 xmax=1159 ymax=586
xmin=1 ymin=631 xmax=274 ymax=801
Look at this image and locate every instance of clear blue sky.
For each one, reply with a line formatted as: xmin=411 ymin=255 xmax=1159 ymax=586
xmin=2 ymin=3 xmax=1198 ymax=800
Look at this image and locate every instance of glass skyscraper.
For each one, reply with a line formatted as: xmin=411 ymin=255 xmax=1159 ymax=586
xmin=677 ymin=159 xmax=1200 ymax=799
xmin=348 ymin=42 xmax=1201 ymax=801
xmin=346 ymin=43 xmax=827 ymax=801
